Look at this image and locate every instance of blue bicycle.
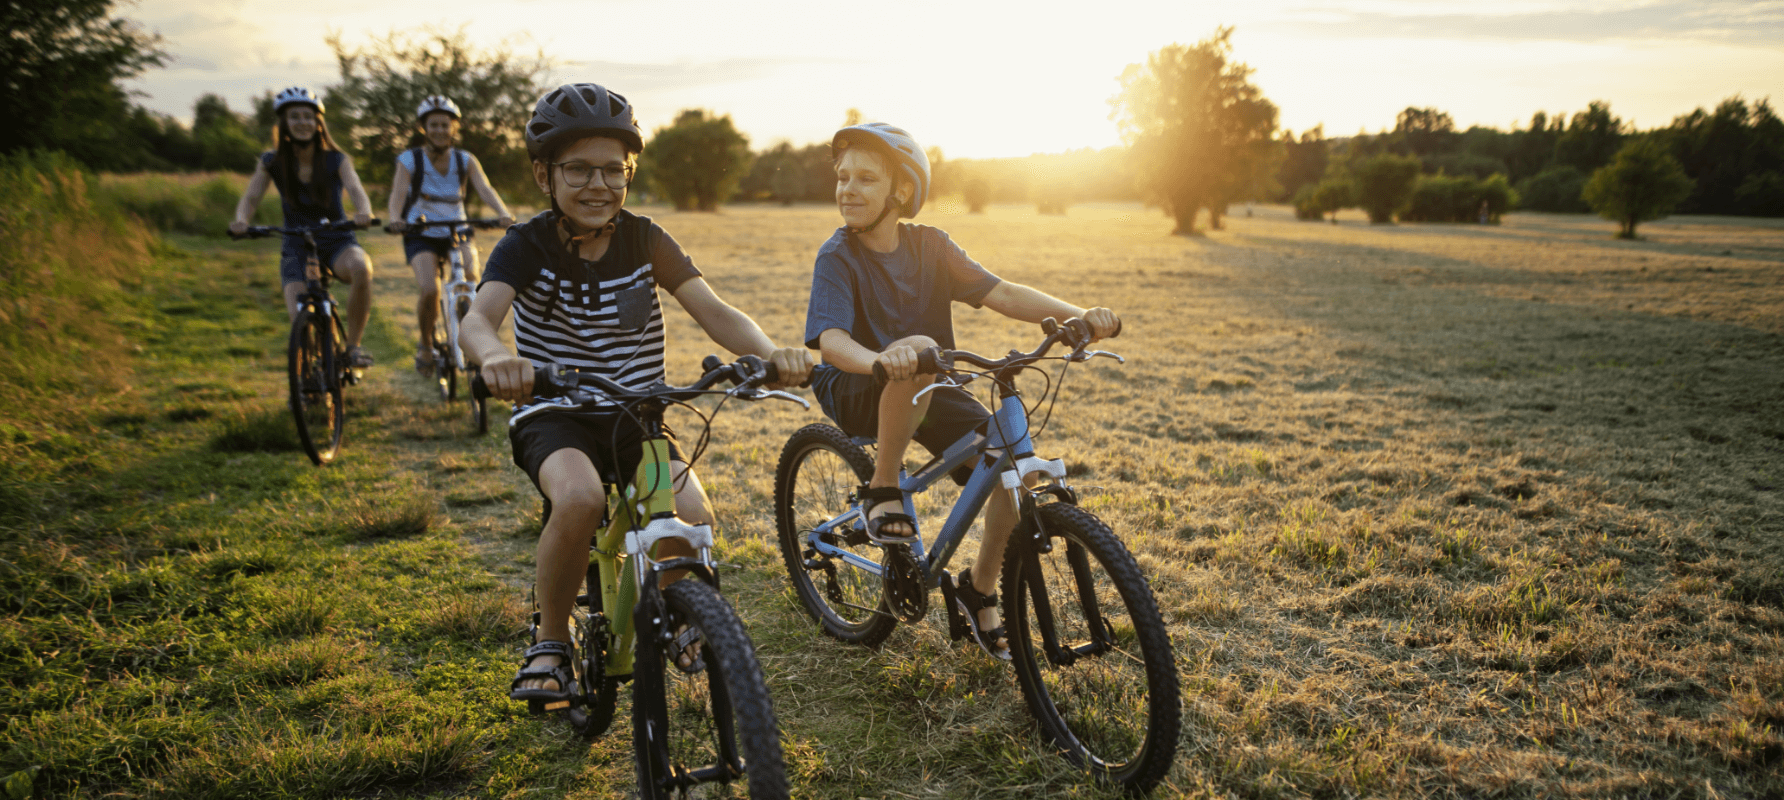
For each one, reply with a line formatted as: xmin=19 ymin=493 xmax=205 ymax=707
xmin=773 ymin=318 xmax=1181 ymax=794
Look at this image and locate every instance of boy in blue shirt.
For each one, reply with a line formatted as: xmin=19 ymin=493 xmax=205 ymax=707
xmin=804 ymin=123 xmax=1119 ymax=660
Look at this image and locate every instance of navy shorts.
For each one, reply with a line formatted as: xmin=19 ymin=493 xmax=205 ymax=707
xmin=811 ymin=365 xmax=988 ymax=483
xmin=402 ymin=231 xmax=471 ymax=265
xmin=509 ymin=410 xmax=686 ymax=496
xmin=279 ymin=233 xmax=361 ymax=285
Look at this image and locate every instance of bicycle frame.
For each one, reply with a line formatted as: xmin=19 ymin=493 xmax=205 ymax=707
xmin=800 ymin=378 xmax=1068 ymax=587
xmin=585 ymin=434 xmax=716 ymax=679
xmin=438 ymin=228 xmax=477 ymax=373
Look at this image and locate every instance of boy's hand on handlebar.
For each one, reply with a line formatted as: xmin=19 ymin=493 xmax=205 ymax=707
xmin=875 ymin=344 xmax=923 ymax=382
xmin=765 ymin=347 xmax=814 ymax=390
xmin=228 ymin=219 xmax=248 ymax=236
xmin=481 ymin=355 xmax=535 ymax=402
xmin=1083 ymin=308 xmax=1121 ymax=342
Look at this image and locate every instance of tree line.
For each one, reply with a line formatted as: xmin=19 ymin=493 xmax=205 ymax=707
xmin=6 ymin=1 xmax=1779 ymax=236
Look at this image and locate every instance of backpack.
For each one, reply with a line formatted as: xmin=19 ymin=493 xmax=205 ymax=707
xmin=400 ymin=147 xmax=469 ymax=222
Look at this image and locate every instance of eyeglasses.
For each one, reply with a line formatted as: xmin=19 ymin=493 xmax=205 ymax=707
xmin=553 ymin=161 xmax=632 ymax=189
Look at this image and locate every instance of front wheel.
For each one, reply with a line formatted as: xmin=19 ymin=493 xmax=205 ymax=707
xmin=774 ymin=424 xmax=897 ymax=647
xmin=287 ymin=309 xmax=344 ymax=465
xmin=1003 ymin=502 xmax=1180 ymax=794
xmin=633 ymin=580 xmax=787 ymax=799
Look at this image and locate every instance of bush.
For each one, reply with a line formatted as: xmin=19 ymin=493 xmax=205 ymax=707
xmin=1516 ymin=166 xmax=1590 ymax=213
xmin=97 ymin=172 xmax=276 ymax=236
xmin=1401 ymin=174 xmax=1518 ymax=223
xmin=1293 ymin=178 xmax=1354 ymax=222
xmin=1352 ymin=154 xmax=1422 ymax=223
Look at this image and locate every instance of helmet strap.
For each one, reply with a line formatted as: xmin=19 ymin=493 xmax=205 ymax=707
xmin=844 ymin=196 xmax=898 ymax=236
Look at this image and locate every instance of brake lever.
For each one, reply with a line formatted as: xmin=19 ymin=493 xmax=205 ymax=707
xmin=910 ymin=373 xmax=972 ymax=406
xmin=1070 ymin=350 xmax=1126 ymax=364
xmin=746 ymin=388 xmax=811 ymax=409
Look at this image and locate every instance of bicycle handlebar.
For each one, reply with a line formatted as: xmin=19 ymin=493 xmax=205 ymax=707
xmin=229 ymin=218 xmax=380 ymax=240
xmin=472 ymin=354 xmax=800 ymax=407
xmin=871 ymin=316 xmax=1120 ymax=383
xmin=383 ymin=218 xmax=507 ymax=234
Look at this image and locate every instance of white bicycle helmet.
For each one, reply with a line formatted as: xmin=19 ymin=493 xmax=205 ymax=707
xmin=416 ymin=95 xmax=461 ymax=121
xmin=273 ymin=86 xmax=324 ymax=115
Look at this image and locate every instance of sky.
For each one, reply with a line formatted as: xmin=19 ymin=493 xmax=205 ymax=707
xmin=126 ymin=0 xmax=1784 ymax=159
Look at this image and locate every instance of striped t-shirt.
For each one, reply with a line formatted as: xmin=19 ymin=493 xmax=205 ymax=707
xmin=479 ymin=210 xmax=701 ymax=423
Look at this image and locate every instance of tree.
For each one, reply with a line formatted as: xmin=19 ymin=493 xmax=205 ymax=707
xmin=1552 ymin=100 xmax=1625 ymax=173
xmin=1394 ymin=107 xmax=1457 ymax=158
xmin=1660 ymin=97 xmax=1784 ymax=215
xmin=1516 ymin=165 xmax=1591 ymax=213
xmin=1352 ymin=153 xmax=1422 ymax=223
xmin=0 ymin=0 xmax=166 ymax=170
xmin=191 ymin=94 xmax=263 ymax=172
xmin=1111 ymin=27 xmax=1280 ymax=235
xmin=1276 ymin=126 xmax=1327 ymax=202
xmin=641 ymin=109 xmax=752 ymax=211
xmin=325 ymin=26 xmax=552 ymax=204
xmin=1583 ymin=137 xmax=1693 ymax=239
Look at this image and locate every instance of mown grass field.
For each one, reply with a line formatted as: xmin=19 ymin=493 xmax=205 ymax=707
xmin=2 ymin=199 xmax=1779 ymax=798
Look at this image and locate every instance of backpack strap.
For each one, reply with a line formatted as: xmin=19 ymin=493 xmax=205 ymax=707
xmin=400 ymin=147 xmax=426 ymax=221
xmin=455 ymin=149 xmax=469 ymax=203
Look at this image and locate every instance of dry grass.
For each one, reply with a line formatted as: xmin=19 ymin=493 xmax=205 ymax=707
xmin=597 ymin=202 xmax=1781 ymax=798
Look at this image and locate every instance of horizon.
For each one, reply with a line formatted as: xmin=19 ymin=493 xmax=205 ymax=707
xmin=128 ymin=0 xmax=1784 ymax=159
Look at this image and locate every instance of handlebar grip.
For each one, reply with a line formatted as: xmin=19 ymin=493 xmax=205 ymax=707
xmin=871 ymin=346 xmax=941 ymax=383
xmin=472 ymin=366 xmax=553 ymax=401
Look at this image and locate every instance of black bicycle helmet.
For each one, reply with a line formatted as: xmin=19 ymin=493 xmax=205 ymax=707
xmin=525 ymin=83 xmax=645 ymax=160
xmin=833 ymin=122 xmax=929 ymax=216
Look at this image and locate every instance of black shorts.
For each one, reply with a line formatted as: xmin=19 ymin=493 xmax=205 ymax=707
xmin=508 ymin=410 xmax=685 ymax=494
xmin=402 ymin=233 xmax=467 ymax=264
xmin=811 ymin=365 xmax=988 ymax=483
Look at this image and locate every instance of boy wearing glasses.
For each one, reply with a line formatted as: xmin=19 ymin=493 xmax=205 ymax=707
xmin=459 ymin=83 xmax=813 ymax=705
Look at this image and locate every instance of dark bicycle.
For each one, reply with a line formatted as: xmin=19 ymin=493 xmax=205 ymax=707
xmin=231 ymin=217 xmax=378 ymax=465
xmin=385 ymin=217 xmax=505 ymax=433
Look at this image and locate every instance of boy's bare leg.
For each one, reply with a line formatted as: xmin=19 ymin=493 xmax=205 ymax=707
xmin=869 ymin=377 xmax=932 ymax=538
xmin=519 ymin=448 xmax=607 ymax=692
xmin=972 ymin=480 xmax=1018 ymax=642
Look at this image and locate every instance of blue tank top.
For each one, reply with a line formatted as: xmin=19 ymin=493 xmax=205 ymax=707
xmin=260 ymin=150 xmax=347 ymax=226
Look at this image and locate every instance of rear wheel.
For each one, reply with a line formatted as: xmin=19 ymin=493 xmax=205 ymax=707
xmin=1003 ymin=502 xmax=1180 ymax=794
xmin=774 ymin=424 xmax=897 ymax=647
xmin=634 ymin=579 xmax=787 ymax=798
xmin=287 ymin=309 xmax=344 ymax=466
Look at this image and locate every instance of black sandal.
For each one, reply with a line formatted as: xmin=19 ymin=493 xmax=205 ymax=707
xmin=858 ymin=484 xmax=917 ymax=544
xmin=509 ymin=640 xmax=578 ymax=704
xmin=954 ymin=567 xmax=1010 ymax=661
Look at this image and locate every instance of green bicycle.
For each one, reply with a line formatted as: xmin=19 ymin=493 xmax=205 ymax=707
xmin=476 ymin=355 xmax=800 ymax=798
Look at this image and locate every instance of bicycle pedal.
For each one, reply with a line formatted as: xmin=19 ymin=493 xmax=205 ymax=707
xmin=543 ymin=700 xmax=571 ymax=711
xmin=937 ymin=570 xmax=973 ymax=641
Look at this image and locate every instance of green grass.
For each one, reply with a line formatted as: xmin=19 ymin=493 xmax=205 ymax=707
xmin=0 ymin=196 xmax=1780 ymax=798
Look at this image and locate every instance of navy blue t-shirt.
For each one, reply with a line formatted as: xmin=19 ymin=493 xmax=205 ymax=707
xmin=802 ymin=223 xmax=1001 ymax=353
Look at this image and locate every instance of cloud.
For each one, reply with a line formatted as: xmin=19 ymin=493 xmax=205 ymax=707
xmin=552 ymin=56 xmax=853 ymax=93
xmin=1273 ymin=1 xmax=1784 ymax=46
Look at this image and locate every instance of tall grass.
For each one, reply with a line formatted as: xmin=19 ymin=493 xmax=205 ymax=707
xmin=0 ymin=150 xmax=154 ymax=394
xmin=96 ymin=171 xmax=283 ymax=237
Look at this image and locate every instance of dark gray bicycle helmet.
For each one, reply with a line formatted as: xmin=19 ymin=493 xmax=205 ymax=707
xmin=525 ymin=83 xmax=645 ymax=160
xmin=833 ymin=122 xmax=929 ymax=216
